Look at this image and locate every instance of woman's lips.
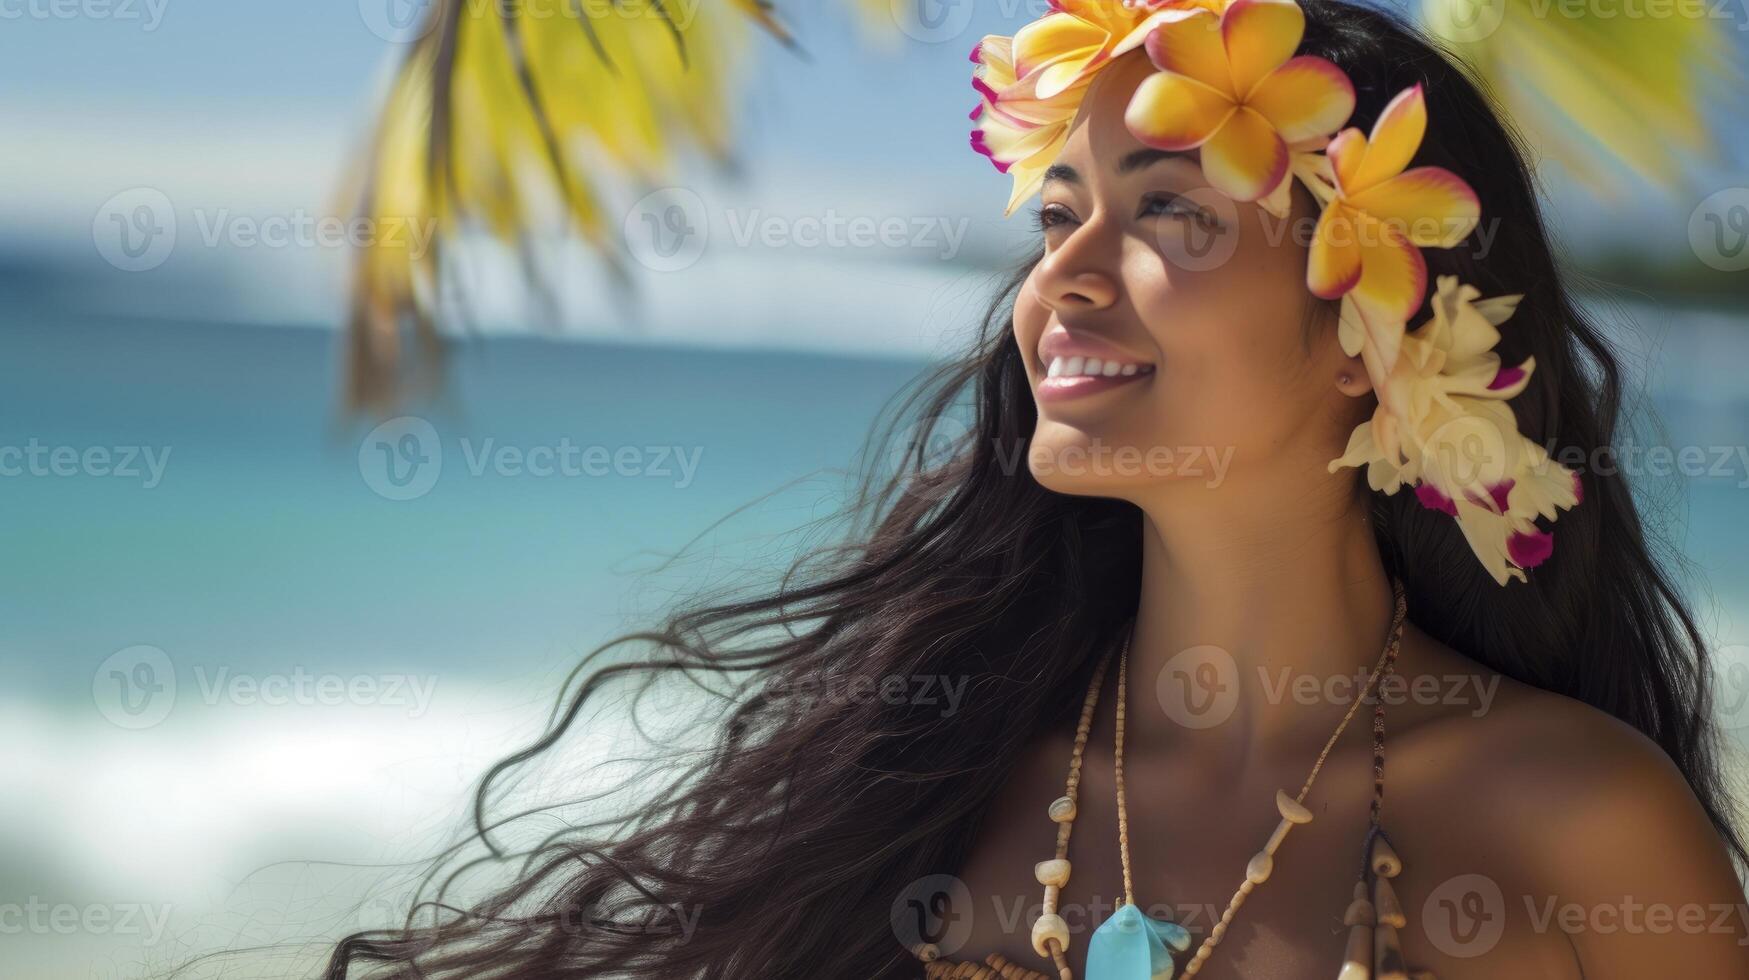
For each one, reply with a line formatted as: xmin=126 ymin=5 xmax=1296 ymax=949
xmin=1037 ymin=355 xmax=1156 ymax=402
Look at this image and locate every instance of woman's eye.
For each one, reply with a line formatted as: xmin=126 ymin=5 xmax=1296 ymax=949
xmin=1139 ymin=192 xmax=1220 ymax=230
xmin=1032 ymin=202 xmax=1076 ymax=233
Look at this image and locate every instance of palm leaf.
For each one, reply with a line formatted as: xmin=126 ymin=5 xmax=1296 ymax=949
xmin=1419 ymin=0 xmax=1732 ymax=193
xmin=343 ymin=0 xmax=774 ymax=411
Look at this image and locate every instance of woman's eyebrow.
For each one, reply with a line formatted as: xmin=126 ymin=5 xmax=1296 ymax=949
xmin=1044 ymin=148 xmax=1193 ymax=188
xmin=1118 ymin=147 xmax=1192 ymax=174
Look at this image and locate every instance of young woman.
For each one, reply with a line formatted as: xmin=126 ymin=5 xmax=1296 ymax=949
xmin=326 ymin=0 xmax=1748 ymax=977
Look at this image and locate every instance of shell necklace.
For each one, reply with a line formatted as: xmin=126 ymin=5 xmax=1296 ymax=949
xmin=909 ymin=577 xmax=1413 ymax=973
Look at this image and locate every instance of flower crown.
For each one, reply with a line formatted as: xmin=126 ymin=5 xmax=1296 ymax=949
xmin=970 ymin=0 xmax=1583 ymax=585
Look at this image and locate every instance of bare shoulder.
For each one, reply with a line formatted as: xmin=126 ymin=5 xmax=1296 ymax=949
xmin=1381 ymin=625 xmax=1749 ymax=978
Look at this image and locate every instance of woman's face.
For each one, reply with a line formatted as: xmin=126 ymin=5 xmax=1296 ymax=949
xmin=1012 ymin=49 xmax=1366 ymax=505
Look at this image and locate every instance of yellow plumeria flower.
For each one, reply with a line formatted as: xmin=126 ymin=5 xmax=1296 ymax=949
xmin=1014 ymin=0 xmax=1221 ymax=100
xmin=973 ymin=0 xmax=1226 ymax=213
xmin=971 ymin=35 xmax=1094 ymax=216
xmin=1307 ymin=84 xmax=1480 ymax=366
xmin=1124 ymin=0 xmax=1355 ymax=207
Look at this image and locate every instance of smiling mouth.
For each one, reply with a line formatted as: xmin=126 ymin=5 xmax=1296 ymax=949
xmin=1038 ymin=355 xmax=1156 ymax=402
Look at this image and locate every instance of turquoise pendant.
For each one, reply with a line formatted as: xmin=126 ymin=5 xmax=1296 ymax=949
xmin=1085 ymin=903 xmax=1193 ymax=980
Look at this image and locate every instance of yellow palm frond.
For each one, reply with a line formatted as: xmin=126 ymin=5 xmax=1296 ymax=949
xmin=1420 ymin=0 xmax=1733 ymax=193
xmin=344 ymin=0 xmax=770 ymax=412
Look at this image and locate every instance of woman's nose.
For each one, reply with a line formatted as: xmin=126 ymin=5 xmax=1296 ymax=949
xmin=1032 ymin=226 xmax=1119 ymax=312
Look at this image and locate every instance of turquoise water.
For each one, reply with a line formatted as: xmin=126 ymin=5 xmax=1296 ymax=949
xmin=3 ymin=301 xmax=1747 ymax=978
xmin=2 ymin=307 xmax=931 ymax=695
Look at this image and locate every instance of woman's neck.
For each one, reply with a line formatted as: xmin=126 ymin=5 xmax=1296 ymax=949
xmin=1123 ymin=477 xmax=1398 ymax=767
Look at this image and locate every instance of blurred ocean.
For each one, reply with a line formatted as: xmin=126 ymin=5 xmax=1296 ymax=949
xmin=3 ymin=297 xmax=1748 ymax=979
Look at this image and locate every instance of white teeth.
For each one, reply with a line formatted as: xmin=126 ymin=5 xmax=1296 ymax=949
xmin=1044 ymin=355 xmax=1151 ymax=379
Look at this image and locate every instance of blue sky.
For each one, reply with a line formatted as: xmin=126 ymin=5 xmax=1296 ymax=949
xmin=1 ymin=0 xmax=1742 ymax=353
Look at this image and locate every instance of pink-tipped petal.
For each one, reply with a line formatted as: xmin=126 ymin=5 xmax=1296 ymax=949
xmin=1353 ymin=219 xmax=1428 ymax=323
xmin=1124 ymin=69 xmax=1236 ymax=150
xmin=1197 ymin=105 xmax=1289 ymax=201
xmin=1245 ymin=55 xmax=1355 ymax=143
xmin=1308 ymin=203 xmax=1363 ymax=299
xmin=1350 ymin=84 xmax=1428 ymax=192
xmin=1345 ymin=166 xmax=1480 ymax=248
xmin=1143 ymin=11 xmax=1231 ymax=94
xmin=1220 ymin=0 xmax=1305 ymax=99
xmin=1487 ymin=364 xmax=1526 ymax=391
xmin=1508 ymin=529 xmax=1554 ymax=569
xmin=1415 ymin=483 xmax=1458 ymax=515
xmin=1485 ymin=479 xmax=1514 ymax=512
xmin=1326 ymin=126 xmax=1366 ymax=194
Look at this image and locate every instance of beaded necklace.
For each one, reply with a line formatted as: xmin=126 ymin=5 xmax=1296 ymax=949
xmin=912 ymin=579 xmax=1426 ymax=979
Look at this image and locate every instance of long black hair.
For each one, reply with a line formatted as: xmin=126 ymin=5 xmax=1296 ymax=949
xmin=323 ymin=2 xmax=1744 ymax=976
